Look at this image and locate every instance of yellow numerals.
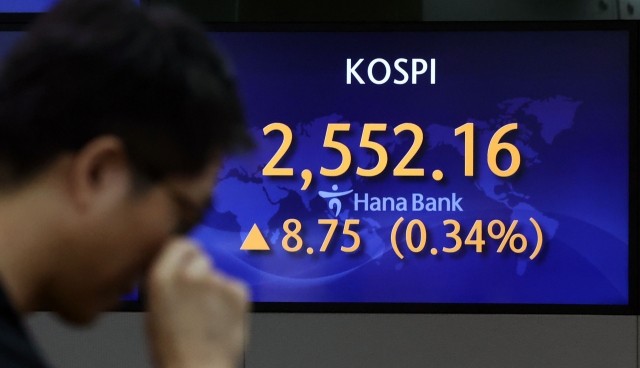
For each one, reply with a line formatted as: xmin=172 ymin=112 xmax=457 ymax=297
xmin=262 ymin=122 xmax=294 ymax=176
xmin=406 ymin=219 xmax=427 ymax=253
xmin=487 ymin=123 xmax=520 ymax=177
xmin=356 ymin=124 xmax=388 ymax=177
xmin=387 ymin=217 xmax=543 ymax=261
xmin=262 ymin=122 xmax=428 ymax=179
xmin=282 ymin=219 xmax=303 ymax=252
xmin=442 ymin=219 xmax=462 ymax=253
xmin=280 ymin=218 xmax=361 ymax=254
xmin=456 ymin=122 xmax=521 ymax=178
xmin=393 ymin=123 xmax=425 ymax=176
xmin=454 ymin=123 xmax=474 ymax=176
xmin=317 ymin=219 xmax=361 ymax=253
xmin=277 ymin=217 xmax=541 ymax=260
xmin=318 ymin=219 xmax=339 ymax=252
xmin=320 ymin=124 xmax=353 ymax=177
xmin=341 ymin=219 xmax=361 ymax=252
xmin=442 ymin=219 xmax=485 ymax=253
xmin=465 ymin=220 xmax=485 ymax=252
xmin=317 ymin=122 xmax=427 ymax=178
xmin=263 ymin=121 xmax=521 ymax=179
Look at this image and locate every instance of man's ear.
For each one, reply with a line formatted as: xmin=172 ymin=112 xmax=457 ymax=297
xmin=66 ymin=136 xmax=132 ymax=211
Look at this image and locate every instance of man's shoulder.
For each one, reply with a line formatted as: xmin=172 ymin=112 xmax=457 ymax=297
xmin=0 ymin=285 xmax=48 ymax=368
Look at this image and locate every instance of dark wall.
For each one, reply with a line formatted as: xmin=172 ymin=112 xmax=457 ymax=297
xmin=149 ymin=0 xmax=238 ymax=21
xmin=147 ymin=0 xmax=640 ymax=21
xmin=149 ymin=0 xmax=422 ymax=21
xmin=236 ymin=0 xmax=422 ymax=21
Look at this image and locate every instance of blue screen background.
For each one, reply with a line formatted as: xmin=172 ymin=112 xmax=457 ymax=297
xmin=191 ymin=31 xmax=630 ymax=305
xmin=0 ymin=30 xmax=630 ymax=305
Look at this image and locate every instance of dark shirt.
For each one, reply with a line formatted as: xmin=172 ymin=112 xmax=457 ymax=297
xmin=0 ymin=284 xmax=47 ymax=367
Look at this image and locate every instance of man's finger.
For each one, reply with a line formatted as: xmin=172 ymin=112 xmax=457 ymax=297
xmin=148 ymin=238 xmax=200 ymax=281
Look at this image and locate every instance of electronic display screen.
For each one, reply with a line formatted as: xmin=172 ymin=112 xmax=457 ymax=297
xmin=0 ymin=23 xmax=636 ymax=313
xmin=189 ymin=24 xmax=637 ymax=313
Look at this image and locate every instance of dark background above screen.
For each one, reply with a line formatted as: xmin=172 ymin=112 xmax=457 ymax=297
xmin=0 ymin=0 xmax=140 ymax=13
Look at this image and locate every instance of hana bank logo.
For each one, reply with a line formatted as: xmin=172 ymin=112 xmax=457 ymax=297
xmin=318 ymin=185 xmax=353 ymax=217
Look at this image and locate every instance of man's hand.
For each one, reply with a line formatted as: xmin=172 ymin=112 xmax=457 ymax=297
xmin=145 ymin=238 xmax=250 ymax=368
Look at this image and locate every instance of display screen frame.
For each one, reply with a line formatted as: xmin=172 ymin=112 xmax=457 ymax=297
xmin=0 ymin=19 xmax=637 ymax=315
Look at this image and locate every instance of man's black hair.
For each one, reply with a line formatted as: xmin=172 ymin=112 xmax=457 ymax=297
xmin=0 ymin=0 xmax=252 ymax=186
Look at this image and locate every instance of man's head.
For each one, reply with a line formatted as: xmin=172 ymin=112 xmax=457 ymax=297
xmin=0 ymin=0 xmax=251 ymax=323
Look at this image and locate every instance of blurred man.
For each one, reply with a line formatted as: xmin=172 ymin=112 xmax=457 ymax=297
xmin=0 ymin=0 xmax=252 ymax=367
